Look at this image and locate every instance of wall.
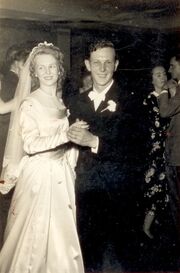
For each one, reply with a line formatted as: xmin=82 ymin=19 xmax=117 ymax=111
xmin=70 ymin=26 xmax=180 ymax=95
xmin=0 ymin=20 xmax=71 ymax=72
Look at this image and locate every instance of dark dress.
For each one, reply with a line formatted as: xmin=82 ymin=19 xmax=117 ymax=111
xmin=143 ymin=92 xmax=169 ymax=216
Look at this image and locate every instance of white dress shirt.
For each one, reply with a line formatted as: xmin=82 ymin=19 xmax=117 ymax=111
xmin=88 ymin=80 xmax=114 ymax=153
xmin=88 ymin=80 xmax=114 ymax=111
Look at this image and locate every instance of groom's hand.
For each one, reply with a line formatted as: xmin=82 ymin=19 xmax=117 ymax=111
xmin=67 ymin=126 xmax=97 ymax=148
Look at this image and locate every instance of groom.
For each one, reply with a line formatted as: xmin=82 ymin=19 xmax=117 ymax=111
xmin=68 ymin=39 xmax=135 ymax=272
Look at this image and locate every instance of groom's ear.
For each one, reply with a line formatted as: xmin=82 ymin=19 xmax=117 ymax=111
xmin=84 ymin=59 xmax=91 ymax=72
xmin=114 ymin=60 xmax=119 ymax=71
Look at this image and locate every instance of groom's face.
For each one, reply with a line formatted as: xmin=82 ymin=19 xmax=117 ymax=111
xmin=85 ymin=47 xmax=119 ymax=92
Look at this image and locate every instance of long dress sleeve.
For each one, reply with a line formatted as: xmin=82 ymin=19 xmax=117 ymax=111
xmin=20 ymin=99 xmax=69 ymax=155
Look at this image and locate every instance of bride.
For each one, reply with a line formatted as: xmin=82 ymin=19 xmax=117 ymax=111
xmin=0 ymin=42 xmax=85 ymax=273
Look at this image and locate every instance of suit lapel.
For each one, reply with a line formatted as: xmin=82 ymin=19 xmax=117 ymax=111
xmin=84 ymin=82 xmax=120 ymax=115
xmin=97 ymin=99 xmax=107 ymax=113
xmin=88 ymin=96 xmax=95 ymax=112
xmin=80 ymin=91 xmax=96 ymax=117
xmin=96 ymin=82 xmax=119 ymax=113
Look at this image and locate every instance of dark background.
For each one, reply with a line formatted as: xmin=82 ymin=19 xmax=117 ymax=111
xmin=1 ymin=0 xmax=180 ymax=271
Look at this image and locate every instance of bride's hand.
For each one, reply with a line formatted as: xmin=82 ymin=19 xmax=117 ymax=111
xmin=67 ymin=120 xmax=89 ymax=142
xmin=70 ymin=119 xmax=89 ymax=129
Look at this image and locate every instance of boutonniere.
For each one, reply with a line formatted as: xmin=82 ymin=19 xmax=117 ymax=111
xmin=101 ymin=100 xmax=117 ymax=112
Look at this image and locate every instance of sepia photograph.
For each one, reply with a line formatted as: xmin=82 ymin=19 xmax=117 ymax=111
xmin=0 ymin=0 xmax=180 ymax=272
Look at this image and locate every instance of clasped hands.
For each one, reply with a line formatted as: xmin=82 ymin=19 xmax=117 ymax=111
xmin=162 ymin=79 xmax=177 ymax=97
xmin=67 ymin=120 xmax=97 ymax=148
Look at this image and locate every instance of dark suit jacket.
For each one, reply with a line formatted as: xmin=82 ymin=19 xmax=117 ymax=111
xmin=1 ymin=71 xmax=18 ymax=101
xmin=158 ymin=86 xmax=180 ymax=166
xmin=69 ymin=82 xmax=135 ymax=192
xmin=0 ymin=71 xmax=18 ymax=173
xmin=0 ymin=70 xmax=18 ymax=121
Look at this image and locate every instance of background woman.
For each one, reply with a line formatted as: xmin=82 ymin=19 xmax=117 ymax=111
xmin=143 ymin=65 xmax=169 ymax=239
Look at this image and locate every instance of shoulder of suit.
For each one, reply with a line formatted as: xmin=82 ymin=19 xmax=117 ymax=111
xmin=175 ymin=87 xmax=180 ymax=98
xmin=79 ymin=90 xmax=90 ymax=100
xmin=2 ymin=71 xmax=18 ymax=84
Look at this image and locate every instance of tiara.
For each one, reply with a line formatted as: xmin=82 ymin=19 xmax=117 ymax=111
xmin=30 ymin=41 xmax=54 ymax=55
xmin=36 ymin=41 xmax=54 ymax=47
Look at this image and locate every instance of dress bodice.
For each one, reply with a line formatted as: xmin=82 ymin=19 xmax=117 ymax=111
xmin=20 ymin=89 xmax=70 ymax=158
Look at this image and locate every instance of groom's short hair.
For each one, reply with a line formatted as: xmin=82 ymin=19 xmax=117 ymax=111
xmin=86 ymin=39 xmax=117 ymax=60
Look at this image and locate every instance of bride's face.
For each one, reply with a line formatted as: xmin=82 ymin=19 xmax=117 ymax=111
xmin=34 ymin=53 xmax=59 ymax=87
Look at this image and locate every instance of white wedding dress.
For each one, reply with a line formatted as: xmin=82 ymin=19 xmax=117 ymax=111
xmin=0 ymin=89 xmax=84 ymax=273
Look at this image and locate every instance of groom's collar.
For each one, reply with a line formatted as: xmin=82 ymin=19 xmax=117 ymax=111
xmin=92 ymin=79 xmax=114 ymax=96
